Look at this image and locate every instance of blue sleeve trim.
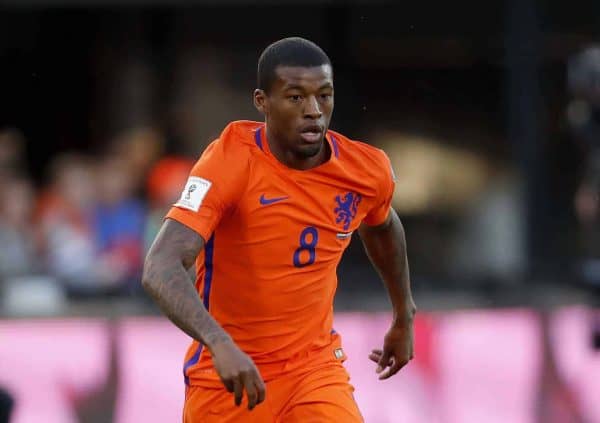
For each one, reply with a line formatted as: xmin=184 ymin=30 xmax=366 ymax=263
xmin=183 ymin=234 xmax=215 ymax=385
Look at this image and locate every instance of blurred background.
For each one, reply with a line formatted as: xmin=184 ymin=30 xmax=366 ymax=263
xmin=1 ymin=0 xmax=599 ymax=422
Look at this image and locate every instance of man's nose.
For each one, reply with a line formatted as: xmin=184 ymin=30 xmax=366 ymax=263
xmin=303 ymin=96 xmax=322 ymax=119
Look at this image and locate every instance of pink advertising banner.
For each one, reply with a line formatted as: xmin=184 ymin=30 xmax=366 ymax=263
xmin=0 ymin=308 xmax=599 ymax=422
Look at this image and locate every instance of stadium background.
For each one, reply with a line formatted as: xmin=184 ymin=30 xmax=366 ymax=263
xmin=0 ymin=0 xmax=599 ymax=422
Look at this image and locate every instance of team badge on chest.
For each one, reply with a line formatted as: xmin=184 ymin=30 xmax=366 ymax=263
xmin=334 ymin=192 xmax=362 ymax=231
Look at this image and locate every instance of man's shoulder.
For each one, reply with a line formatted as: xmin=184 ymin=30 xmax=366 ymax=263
xmin=328 ymin=129 xmax=389 ymax=166
xmin=217 ymin=120 xmax=262 ymax=150
xmin=194 ymin=121 xmax=261 ymax=177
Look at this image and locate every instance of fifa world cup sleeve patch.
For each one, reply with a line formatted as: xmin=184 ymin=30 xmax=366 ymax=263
xmin=174 ymin=176 xmax=212 ymax=212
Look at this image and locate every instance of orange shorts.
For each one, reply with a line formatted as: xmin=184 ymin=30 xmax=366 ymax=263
xmin=183 ymin=360 xmax=363 ymax=423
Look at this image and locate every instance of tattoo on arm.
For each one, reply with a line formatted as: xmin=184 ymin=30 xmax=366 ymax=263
xmin=142 ymin=219 xmax=231 ymax=348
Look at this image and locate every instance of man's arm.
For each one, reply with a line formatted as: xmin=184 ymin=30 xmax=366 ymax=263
xmin=142 ymin=219 xmax=228 ymax=345
xmin=358 ymin=208 xmax=417 ymax=379
xmin=142 ymin=218 xmax=265 ymax=409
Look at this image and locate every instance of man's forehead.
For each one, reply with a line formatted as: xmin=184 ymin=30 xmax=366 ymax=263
xmin=274 ymin=64 xmax=333 ymax=86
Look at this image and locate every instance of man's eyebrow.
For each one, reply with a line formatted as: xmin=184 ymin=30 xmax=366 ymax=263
xmin=283 ymin=84 xmax=305 ymax=91
xmin=283 ymin=82 xmax=333 ymax=91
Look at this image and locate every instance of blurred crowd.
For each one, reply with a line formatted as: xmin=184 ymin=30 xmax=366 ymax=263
xmin=0 ymin=126 xmax=194 ymax=314
xmin=3 ymin=39 xmax=600 ymax=316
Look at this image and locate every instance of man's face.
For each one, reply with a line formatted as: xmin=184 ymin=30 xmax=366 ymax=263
xmin=254 ymin=65 xmax=334 ymax=159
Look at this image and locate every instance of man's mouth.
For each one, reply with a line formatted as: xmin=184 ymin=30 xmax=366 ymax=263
xmin=300 ymin=125 xmax=324 ymax=143
xmin=300 ymin=131 xmax=322 ymax=143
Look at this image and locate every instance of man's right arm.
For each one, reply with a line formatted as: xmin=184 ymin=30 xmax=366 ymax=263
xmin=142 ymin=218 xmax=265 ymax=409
xmin=142 ymin=218 xmax=230 ymax=347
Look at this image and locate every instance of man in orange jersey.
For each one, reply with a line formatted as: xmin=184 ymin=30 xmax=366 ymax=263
xmin=142 ymin=37 xmax=416 ymax=422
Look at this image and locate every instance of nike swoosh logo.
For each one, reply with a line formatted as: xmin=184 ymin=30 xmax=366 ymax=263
xmin=260 ymin=194 xmax=289 ymax=205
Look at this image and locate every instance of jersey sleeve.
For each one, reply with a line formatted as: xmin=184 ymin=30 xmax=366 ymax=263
xmin=165 ymin=133 xmax=248 ymax=241
xmin=362 ymin=149 xmax=396 ymax=226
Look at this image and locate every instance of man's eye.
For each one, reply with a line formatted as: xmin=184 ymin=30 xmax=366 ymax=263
xmin=289 ymin=95 xmax=302 ymax=102
xmin=321 ymin=94 xmax=332 ymax=100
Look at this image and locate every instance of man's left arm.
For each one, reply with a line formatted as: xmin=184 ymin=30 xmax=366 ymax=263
xmin=358 ymin=207 xmax=417 ymax=380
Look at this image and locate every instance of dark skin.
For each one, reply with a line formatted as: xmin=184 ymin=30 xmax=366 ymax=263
xmin=253 ymin=65 xmax=334 ymax=169
xmin=142 ymin=64 xmax=415 ymax=413
xmin=359 ymin=210 xmax=416 ymax=379
xmin=143 ymin=220 xmax=265 ymax=410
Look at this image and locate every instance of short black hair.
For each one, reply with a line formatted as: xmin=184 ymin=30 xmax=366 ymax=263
xmin=257 ymin=37 xmax=331 ymax=93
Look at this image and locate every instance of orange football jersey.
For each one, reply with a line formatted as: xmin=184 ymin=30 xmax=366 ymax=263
xmin=166 ymin=120 xmax=395 ymax=386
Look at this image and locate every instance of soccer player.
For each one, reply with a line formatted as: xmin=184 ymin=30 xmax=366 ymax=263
xmin=142 ymin=37 xmax=416 ymax=422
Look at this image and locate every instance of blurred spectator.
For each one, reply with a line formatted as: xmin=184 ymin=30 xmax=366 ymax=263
xmin=0 ymin=172 xmax=65 ymax=316
xmin=0 ymin=128 xmax=27 ymax=176
xmin=568 ymin=46 xmax=600 ymax=292
xmin=144 ymin=156 xmax=194 ymax=252
xmin=0 ymin=174 xmax=40 ymax=310
xmin=449 ymin=165 xmax=526 ymax=285
xmin=0 ymin=128 xmax=28 ymax=208
xmin=93 ymin=154 xmax=147 ymax=296
xmin=567 ymin=45 xmax=600 ymax=351
xmin=109 ymin=127 xmax=165 ymax=196
xmin=37 ymin=153 xmax=101 ymax=297
xmin=0 ymin=174 xmax=40 ymax=284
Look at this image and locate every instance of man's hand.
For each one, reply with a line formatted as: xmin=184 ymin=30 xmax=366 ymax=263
xmin=368 ymin=321 xmax=414 ymax=380
xmin=210 ymin=339 xmax=266 ymax=410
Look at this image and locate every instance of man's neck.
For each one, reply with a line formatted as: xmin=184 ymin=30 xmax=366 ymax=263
xmin=266 ymin=128 xmax=330 ymax=171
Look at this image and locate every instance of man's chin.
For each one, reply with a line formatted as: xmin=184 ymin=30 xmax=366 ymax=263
xmin=295 ymin=142 xmax=323 ymax=159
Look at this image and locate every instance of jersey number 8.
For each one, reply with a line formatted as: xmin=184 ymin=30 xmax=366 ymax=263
xmin=293 ymin=227 xmax=319 ymax=267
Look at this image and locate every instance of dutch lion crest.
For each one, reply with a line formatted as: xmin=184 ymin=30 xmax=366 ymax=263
xmin=334 ymin=192 xmax=362 ymax=231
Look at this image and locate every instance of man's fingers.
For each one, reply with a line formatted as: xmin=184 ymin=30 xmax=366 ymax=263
xmin=376 ymin=349 xmax=392 ymax=374
xmin=242 ymin=371 xmax=263 ymax=410
xmin=256 ymin=376 xmax=266 ymax=405
xmin=240 ymin=370 xmax=266 ymax=411
xmin=378 ymin=357 xmax=399 ymax=380
xmin=379 ymin=356 xmax=410 ymax=380
xmin=368 ymin=352 xmax=380 ymax=363
xmin=369 ymin=349 xmax=384 ymax=363
xmin=233 ymin=379 xmax=243 ymax=406
xmin=222 ymin=378 xmax=234 ymax=393
xmin=244 ymin=382 xmax=258 ymax=410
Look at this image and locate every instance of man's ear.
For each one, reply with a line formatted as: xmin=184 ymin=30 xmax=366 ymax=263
xmin=254 ymin=89 xmax=268 ymax=115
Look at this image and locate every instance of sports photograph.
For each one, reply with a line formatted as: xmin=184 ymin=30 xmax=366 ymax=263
xmin=0 ymin=1 xmax=598 ymax=422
